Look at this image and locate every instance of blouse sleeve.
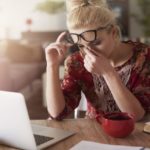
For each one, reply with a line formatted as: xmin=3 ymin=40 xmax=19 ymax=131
xmin=50 ymin=52 xmax=85 ymax=120
xmin=129 ymin=47 xmax=150 ymax=113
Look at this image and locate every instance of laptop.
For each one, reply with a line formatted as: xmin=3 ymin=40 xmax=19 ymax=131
xmin=0 ymin=91 xmax=75 ymax=150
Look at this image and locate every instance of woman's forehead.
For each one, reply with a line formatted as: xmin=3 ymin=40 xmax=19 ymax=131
xmin=69 ymin=25 xmax=101 ymax=34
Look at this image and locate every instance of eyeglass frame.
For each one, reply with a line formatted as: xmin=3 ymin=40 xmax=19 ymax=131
xmin=66 ymin=24 xmax=113 ymax=45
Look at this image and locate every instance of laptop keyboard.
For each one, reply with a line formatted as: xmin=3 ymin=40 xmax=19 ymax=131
xmin=34 ymin=134 xmax=53 ymax=145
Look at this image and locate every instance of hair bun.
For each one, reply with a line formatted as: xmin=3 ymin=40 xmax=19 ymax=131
xmin=66 ymin=0 xmax=108 ymax=12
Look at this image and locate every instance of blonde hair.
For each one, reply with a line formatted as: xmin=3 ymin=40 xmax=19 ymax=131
xmin=66 ymin=0 xmax=121 ymax=41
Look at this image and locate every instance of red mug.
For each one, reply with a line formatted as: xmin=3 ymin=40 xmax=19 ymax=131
xmin=96 ymin=112 xmax=135 ymax=138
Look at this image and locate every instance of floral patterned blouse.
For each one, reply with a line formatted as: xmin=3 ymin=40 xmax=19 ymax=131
xmin=51 ymin=41 xmax=150 ymax=120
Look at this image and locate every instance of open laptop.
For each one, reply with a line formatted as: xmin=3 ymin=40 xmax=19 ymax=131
xmin=0 ymin=91 xmax=75 ymax=150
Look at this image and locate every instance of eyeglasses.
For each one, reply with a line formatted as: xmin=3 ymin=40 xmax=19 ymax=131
xmin=66 ymin=24 xmax=112 ymax=45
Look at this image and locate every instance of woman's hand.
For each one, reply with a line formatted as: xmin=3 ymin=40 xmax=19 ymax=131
xmin=83 ymin=47 xmax=114 ymax=76
xmin=45 ymin=32 xmax=71 ymax=67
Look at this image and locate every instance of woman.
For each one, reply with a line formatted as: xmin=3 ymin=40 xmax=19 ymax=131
xmin=45 ymin=0 xmax=150 ymax=121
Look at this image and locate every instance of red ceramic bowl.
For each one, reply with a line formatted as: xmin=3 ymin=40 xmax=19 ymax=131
xmin=101 ymin=112 xmax=135 ymax=138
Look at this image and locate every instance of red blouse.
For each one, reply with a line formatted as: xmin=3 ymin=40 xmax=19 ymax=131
xmin=51 ymin=41 xmax=150 ymax=120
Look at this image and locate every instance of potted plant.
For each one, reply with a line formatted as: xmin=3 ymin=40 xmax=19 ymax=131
xmin=35 ymin=0 xmax=65 ymax=14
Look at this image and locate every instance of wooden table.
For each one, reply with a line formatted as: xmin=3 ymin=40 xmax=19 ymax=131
xmin=0 ymin=118 xmax=150 ymax=150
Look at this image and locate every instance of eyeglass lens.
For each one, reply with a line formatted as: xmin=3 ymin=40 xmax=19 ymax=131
xmin=71 ymin=30 xmax=96 ymax=44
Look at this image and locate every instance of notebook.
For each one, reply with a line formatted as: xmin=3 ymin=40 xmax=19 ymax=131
xmin=70 ymin=141 xmax=149 ymax=150
xmin=143 ymin=122 xmax=150 ymax=134
xmin=0 ymin=91 xmax=75 ymax=150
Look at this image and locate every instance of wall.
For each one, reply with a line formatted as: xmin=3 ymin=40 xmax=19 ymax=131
xmin=31 ymin=12 xmax=67 ymax=31
xmin=129 ymin=0 xmax=144 ymax=38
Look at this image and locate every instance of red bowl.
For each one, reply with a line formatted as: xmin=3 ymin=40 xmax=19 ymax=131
xmin=101 ymin=112 xmax=135 ymax=138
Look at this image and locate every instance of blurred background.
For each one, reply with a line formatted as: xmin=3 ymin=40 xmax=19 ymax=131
xmin=0 ymin=0 xmax=66 ymax=39
xmin=0 ymin=0 xmax=150 ymax=40
xmin=0 ymin=0 xmax=149 ymax=119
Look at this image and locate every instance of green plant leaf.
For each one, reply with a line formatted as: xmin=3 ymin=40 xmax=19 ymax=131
xmin=35 ymin=0 xmax=65 ymax=14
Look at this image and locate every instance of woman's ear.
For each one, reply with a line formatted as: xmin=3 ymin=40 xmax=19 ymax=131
xmin=111 ymin=26 xmax=117 ymax=38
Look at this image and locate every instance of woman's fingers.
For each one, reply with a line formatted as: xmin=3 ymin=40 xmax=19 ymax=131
xmin=89 ymin=48 xmax=101 ymax=56
xmin=83 ymin=48 xmax=102 ymax=72
xmin=84 ymin=47 xmax=102 ymax=57
xmin=56 ymin=32 xmax=67 ymax=43
xmin=84 ymin=48 xmax=98 ymax=64
xmin=84 ymin=54 xmax=96 ymax=73
xmin=46 ymin=43 xmax=66 ymax=56
xmin=84 ymin=55 xmax=91 ymax=67
xmin=56 ymin=31 xmax=72 ymax=48
xmin=84 ymin=58 xmax=94 ymax=73
xmin=84 ymin=48 xmax=95 ymax=57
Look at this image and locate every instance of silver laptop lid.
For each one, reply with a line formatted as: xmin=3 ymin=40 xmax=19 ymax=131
xmin=0 ymin=91 xmax=37 ymax=150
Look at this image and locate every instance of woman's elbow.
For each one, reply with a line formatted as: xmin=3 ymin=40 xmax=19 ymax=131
xmin=133 ymin=109 xmax=145 ymax=122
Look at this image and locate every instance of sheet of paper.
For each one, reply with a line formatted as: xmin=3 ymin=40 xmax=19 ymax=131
xmin=144 ymin=121 xmax=150 ymax=133
xmin=70 ymin=141 xmax=148 ymax=150
xmin=145 ymin=122 xmax=150 ymax=125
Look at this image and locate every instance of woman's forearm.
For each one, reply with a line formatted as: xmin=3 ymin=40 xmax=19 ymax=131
xmin=103 ymin=70 xmax=145 ymax=121
xmin=46 ymin=65 xmax=65 ymax=118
